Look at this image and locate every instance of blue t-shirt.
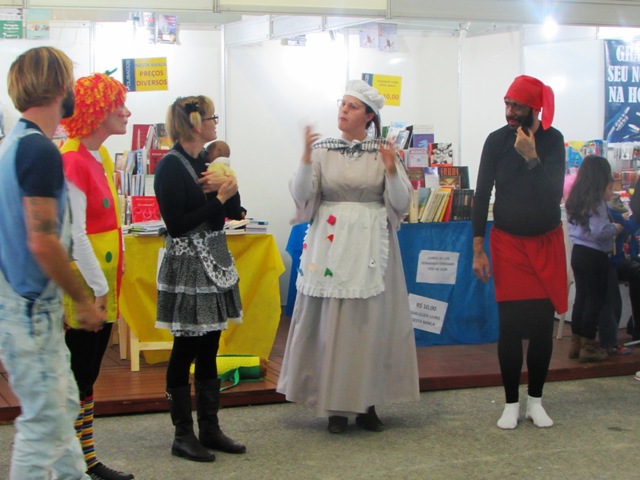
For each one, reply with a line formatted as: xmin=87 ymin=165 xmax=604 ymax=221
xmin=0 ymin=119 xmax=66 ymax=299
xmin=16 ymin=120 xmax=65 ymax=197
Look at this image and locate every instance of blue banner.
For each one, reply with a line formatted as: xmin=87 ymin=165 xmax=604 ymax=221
xmin=604 ymin=39 xmax=640 ymax=143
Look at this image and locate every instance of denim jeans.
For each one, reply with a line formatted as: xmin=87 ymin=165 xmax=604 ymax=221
xmin=0 ymin=271 xmax=89 ymax=480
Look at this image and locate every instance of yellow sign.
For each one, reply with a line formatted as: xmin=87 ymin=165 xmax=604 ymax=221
xmin=363 ymin=73 xmax=402 ymax=106
xmin=122 ymin=57 xmax=168 ymax=92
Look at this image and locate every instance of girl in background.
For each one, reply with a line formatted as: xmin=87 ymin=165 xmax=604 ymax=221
xmin=566 ymin=154 xmax=623 ymax=363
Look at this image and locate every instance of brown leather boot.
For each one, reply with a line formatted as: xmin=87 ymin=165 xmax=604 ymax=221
xmin=568 ymin=334 xmax=581 ymax=359
xmin=578 ymin=337 xmax=607 ymax=363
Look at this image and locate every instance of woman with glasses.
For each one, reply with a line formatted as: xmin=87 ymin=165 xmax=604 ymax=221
xmin=154 ymin=95 xmax=246 ymax=463
xmin=277 ymin=80 xmax=420 ymax=434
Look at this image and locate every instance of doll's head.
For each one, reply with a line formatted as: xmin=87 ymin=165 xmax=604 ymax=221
xmin=206 ymin=140 xmax=231 ymax=163
xmin=206 ymin=140 xmax=234 ymax=176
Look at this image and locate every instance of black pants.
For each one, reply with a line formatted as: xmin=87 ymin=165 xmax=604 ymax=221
xmin=616 ymin=258 xmax=640 ymax=339
xmin=166 ymin=330 xmax=221 ymax=388
xmin=571 ymin=244 xmax=610 ymax=339
xmin=65 ymin=322 xmax=114 ymax=400
xmin=498 ymin=299 xmax=555 ymax=404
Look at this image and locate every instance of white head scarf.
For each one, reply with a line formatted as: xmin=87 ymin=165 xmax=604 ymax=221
xmin=343 ymin=80 xmax=385 ymax=117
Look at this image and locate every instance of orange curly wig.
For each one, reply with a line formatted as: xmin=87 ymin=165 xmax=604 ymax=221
xmin=61 ymin=73 xmax=127 ymax=138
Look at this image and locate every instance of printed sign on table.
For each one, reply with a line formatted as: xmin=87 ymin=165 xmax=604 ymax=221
xmin=409 ymin=293 xmax=447 ymax=334
xmin=416 ymin=250 xmax=459 ymax=285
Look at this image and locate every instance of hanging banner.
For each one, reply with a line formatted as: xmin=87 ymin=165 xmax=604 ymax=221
xmin=604 ymin=39 xmax=640 ymax=143
xmin=122 ymin=57 xmax=168 ymax=92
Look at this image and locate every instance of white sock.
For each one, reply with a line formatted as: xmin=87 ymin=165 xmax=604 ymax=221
xmin=526 ymin=395 xmax=553 ymax=428
xmin=497 ymin=402 xmax=519 ymax=430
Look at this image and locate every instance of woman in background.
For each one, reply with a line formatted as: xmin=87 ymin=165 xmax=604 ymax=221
xmin=154 ymin=95 xmax=246 ymax=463
xmin=566 ymin=154 xmax=623 ymax=363
xmin=277 ymin=80 xmax=420 ymax=433
xmin=60 ymin=73 xmax=134 ymax=480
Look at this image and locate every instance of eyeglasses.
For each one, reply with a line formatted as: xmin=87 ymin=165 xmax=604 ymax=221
xmin=337 ymin=99 xmax=362 ymax=111
xmin=203 ymin=114 xmax=219 ymax=124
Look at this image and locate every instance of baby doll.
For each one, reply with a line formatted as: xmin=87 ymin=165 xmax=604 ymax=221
xmin=205 ymin=140 xmax=235 ymax=177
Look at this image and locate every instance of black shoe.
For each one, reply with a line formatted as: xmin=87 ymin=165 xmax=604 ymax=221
xmin=327 ymin=415 xmax=348 ymax=434
xmin=88 ymin=462 xmax=134 ymax=480
xmin=356 ymin=406 xmax=384 ymax=432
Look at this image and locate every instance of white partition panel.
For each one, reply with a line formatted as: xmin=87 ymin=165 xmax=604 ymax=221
xmin=524 ymin=28 xmax=603 ymax=142
xmin=0 ymin=22 xmax=92 ymax=131
xmin=347 ymin=32 xmax=460 ymax=153
xmin=460 ymin=30 xmax=522 ymax=189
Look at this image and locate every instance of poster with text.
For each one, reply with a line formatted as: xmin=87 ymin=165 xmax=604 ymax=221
xmin=409 ymin=293 xmax=447 ymax=334
xmin=0 ymin=8 xmax=23 ymax=38
xmin=26 ymin=9 xmax=49 ymax=40
xmin=122 ymin=57 xmax=168 ymax=92
xmin=362 ymin=73 xmax=401 ymax=106
xmin=604 ymin=39 xmax=640 ymax=143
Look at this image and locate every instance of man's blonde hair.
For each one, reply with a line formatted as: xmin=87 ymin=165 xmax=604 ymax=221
xmin=8 ymin=46 xmax=74 ymax=112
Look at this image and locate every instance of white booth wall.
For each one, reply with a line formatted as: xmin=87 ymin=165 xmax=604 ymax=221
xmin=0 ymin=21 xmax=618 ymax=306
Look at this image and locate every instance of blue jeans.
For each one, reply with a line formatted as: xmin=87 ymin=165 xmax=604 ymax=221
xmin=0 ymin=273 xmax=89 ymax=480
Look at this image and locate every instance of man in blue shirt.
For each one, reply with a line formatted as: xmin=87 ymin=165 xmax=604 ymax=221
xmin=0 ymin=46 xmax=103 ymax=480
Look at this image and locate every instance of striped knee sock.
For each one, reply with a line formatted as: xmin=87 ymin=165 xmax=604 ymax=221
xmin=74 ymin=400 xmax=85 ymax=440
xmin=81 ymin=395 xmax=98 ymax=469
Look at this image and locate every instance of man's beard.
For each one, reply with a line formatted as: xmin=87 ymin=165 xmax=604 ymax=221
xmin=507 ymin=108 xmax=534 ymax=131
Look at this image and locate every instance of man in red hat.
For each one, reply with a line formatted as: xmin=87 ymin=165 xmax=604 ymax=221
xmin=471 ymin=75 xmax=567 ymax=430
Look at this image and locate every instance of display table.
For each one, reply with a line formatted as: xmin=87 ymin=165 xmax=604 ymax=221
xmin=119 ymin=233 xmax=285 ymax=371
xmin=285 ymin=220 xmax=499 ymax=347
xmin=397 ymin=221 xmax=498 ymax=346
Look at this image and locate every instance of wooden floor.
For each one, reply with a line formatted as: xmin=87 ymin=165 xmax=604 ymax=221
xmin=2 ymin=316 xmax=640 ymax=423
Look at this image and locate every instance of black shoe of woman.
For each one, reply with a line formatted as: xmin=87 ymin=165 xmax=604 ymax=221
xmin=355 ymin=406 xmax=384 ymax=432
xmin=327 ymin=415 xmax=348 ymax=433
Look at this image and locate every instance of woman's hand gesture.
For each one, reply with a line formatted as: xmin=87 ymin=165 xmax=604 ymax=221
xmin=302 ymin=125 xmax=321 ymax=165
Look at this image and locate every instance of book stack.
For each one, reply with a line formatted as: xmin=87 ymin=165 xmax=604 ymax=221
xmin=223 ymin=218 xmax=269 ymax=234
xmin=245 ymin=219 xmax=269 ymax=234
xmin=127 ymin=219 xmax=166 ymax=236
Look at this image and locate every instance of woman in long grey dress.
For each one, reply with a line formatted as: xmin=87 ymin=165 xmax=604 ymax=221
xmin=277 ymin=80 xmax=420 ymax=433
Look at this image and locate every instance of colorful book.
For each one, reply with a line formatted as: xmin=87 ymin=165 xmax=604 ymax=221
xmin=430 ymin=142 xmax=454 ymax=165
xmin=129 ymin=195 xmax=161 ymax=223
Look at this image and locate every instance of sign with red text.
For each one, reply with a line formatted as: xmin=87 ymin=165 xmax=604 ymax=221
xmin=122 ymin=57 xmax=168 ymax=92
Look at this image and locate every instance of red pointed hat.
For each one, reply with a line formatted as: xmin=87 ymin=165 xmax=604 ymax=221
xmin=504 ymin=75 xmax=555 ymax=130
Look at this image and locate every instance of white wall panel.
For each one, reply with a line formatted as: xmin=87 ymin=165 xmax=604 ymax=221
xmin=460 ymin=30 xmax=522 ymax=189
xmin=524 ymin=29 xmax=603 ymax=142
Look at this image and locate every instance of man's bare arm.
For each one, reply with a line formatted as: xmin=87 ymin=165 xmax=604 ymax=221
xmin=23 ymin=196 xmax=103 ymax=329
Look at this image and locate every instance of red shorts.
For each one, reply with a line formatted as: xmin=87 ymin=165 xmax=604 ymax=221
xmin=489 ymin=224 xmax=568 ymax=314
